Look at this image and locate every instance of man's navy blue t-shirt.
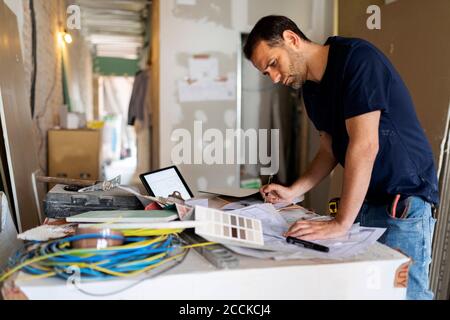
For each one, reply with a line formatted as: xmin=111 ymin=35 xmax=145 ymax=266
xmin=302 ymin=36 xmax=439 ymax=205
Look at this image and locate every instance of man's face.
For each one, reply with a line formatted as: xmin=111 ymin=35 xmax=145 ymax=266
xmin=250 ymin=40 xmax=307 ymax=90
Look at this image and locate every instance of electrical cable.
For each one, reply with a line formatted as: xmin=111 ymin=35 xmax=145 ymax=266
xmin=72 ymin=248 xmax=191 ymax=297
xmin=0 ymin=232 xmax=214 ymax=284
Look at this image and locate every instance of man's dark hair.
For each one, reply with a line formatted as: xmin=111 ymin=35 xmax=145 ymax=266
xmin=243 ymin=15 xmax=310 ymax=60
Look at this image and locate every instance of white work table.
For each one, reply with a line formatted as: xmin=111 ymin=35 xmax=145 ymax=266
xmin=11 ymin=242 xmax=408 ymax=300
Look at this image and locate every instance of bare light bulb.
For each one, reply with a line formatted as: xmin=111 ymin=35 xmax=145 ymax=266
xmin=64 ymin=33 xmax=73 ymax=44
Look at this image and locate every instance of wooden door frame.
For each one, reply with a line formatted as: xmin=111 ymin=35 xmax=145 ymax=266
xmin=149 ymin=0 xmax=160 ymax=170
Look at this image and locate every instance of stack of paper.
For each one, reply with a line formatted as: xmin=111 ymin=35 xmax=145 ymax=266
xmin=226 ymin=204 xmax=386 ymax=260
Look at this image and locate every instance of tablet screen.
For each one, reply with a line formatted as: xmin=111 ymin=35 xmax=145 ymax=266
xmin=140 ymin=167 xmax=193 ymax=200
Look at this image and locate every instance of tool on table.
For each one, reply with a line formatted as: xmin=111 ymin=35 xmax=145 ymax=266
xmin=35 ymin=176 xmax=97 ymax=187
xmin=286 ymin=236 xmax=330 ymax=253
xmin=34 ymin=172 xmax=136 ymax=219
xmin=78 ymin=175 xmax=122 ymax=192
xmin=43 ymin=184 xmax=144 ymax=218
xmin=180 ymin=230 xmax=239 ymax=269
xmin=34 ymin=173 xmax=122 ymax=192
xmin=328 ymin=197 xmax=340 ymax=217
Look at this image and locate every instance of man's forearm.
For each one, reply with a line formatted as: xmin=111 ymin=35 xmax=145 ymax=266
xmin=291 ymin=148 xmax=338 ymax=197
xmin=335 ymin=142 xmax=378 ymax=229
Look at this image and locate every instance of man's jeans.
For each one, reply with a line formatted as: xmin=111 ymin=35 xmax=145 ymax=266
xmin=356 ymin=196 xmax=436 ymax=300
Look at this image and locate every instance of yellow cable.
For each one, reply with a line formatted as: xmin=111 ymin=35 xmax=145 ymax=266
xmin=0 ymin=235 xmax=214 ymax=282
xmin=21 ymin=242 xmax=216 ymax=280
xmin=182 ymin=242 xmax=216 ymax=249
xmin=0 ymin=236 xmax=166 ymax=282
xmin=90 ymin=252 xmax=170 ymax=277
xmin=121 ymin=229 xmax=183 ymax=237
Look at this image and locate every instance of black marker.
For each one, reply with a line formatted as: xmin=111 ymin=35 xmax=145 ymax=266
xmin=286 ymin=236 xmax=330 ymax=253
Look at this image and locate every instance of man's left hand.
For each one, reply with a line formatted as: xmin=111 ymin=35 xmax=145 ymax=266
xmin=284 ymin=219 xmax=349 ymax=241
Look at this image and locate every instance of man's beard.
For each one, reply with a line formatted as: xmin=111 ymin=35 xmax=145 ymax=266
xmin=287 ymin=49 xmax=307 ymax=90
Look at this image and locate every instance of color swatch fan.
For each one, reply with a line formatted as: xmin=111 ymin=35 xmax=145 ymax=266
xmin=194 ymin=206 xmax=264 ymax=248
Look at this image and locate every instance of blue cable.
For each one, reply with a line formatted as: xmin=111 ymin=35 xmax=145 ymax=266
xmin=17 ymin=233 xmax=180 ymax=281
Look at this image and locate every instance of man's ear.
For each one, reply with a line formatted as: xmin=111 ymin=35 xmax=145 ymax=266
xmin=282 ymin=30 xmax=300 ymax=48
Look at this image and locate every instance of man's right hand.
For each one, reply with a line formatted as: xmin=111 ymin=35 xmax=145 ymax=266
xmin=260 ymin=183 xmax=297 ymax=204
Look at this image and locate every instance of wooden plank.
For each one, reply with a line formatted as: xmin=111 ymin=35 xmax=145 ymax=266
xmin=0 ymin=1 xmax=42 ymax=231
xmin=0 ymin=193 xmax=22 ymax=269
xmin=150 ymin=0 xmax=160 ymax=170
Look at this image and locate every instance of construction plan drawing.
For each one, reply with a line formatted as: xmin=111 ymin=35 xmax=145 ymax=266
xmin=220 ymin=196 xmax=304 ymax=211
xmin=227 ymin=204 xmax=386 ymax=260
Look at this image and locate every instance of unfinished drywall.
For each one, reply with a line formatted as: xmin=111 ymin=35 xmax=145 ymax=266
xmin=3 ymin=0 xmax=25 ymax=56
xmin=159 ymin=0 xmax=334 ymax=196
xmin=5 ymin=0 xmax=94 ymax=172
xmin=172 ymin=0 xmax=232 ymax=29
xmin=63 ymin=29 xmax=94 ymax=119
xmin=22 ymin=0 xmax=64 ymax=173
xmin=329 ymin=0 xmax=450 ymax=200
xmin=247 ymin=0 xmax=313 ymax=28
xmin=160 ymin=0 xmax=238 ymax=189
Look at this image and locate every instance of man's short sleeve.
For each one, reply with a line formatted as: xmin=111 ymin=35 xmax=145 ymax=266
xmin=343 ymin=45 xmax=392 ymax=119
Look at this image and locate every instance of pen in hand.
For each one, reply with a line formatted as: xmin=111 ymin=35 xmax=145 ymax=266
xmin=264 ymin=175 xmax=273 ymax=203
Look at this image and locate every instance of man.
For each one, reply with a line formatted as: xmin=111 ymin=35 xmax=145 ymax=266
xmin=244 ymin=15 xmax=438 ymax=300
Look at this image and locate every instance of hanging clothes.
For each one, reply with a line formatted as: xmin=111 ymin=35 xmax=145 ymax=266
xmin=127 ymin=69 xmax=150 ymax=126
xmin=129 ymin=68 xmax=152 ymax=184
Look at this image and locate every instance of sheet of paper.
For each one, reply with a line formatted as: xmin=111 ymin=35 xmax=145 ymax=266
xmin=177 ymin=75 xmax=236 ymax=102
xmin=227 ymin=225 xmax=385 ymax=260
xmin=17 ymin=224 xmax=77 ymax=241
xmin=188 ymin=57 xmax=218 ymax=80
xmin=185 ymin=198 xmax=208 ymax=208
xmin=278 ymin=207 xmax=332 ymax=225
xmin=234 ymin=204 xmax=289 ymax=238
xmin=221 ymin=198 xmax=262 ymax=210
xmin=310 ymin=227 xmax=386 ymax=259
xmin=199 ymin=187 xmax=259 ymax=198
xmin=220 ymin=197 xmax=305 ymax=211
xmin=224 ymin=203 xmax=386 ymax=260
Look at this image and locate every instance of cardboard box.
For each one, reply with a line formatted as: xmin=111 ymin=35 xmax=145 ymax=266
xmin=48 ymin=129 xmax=102 ymax=181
